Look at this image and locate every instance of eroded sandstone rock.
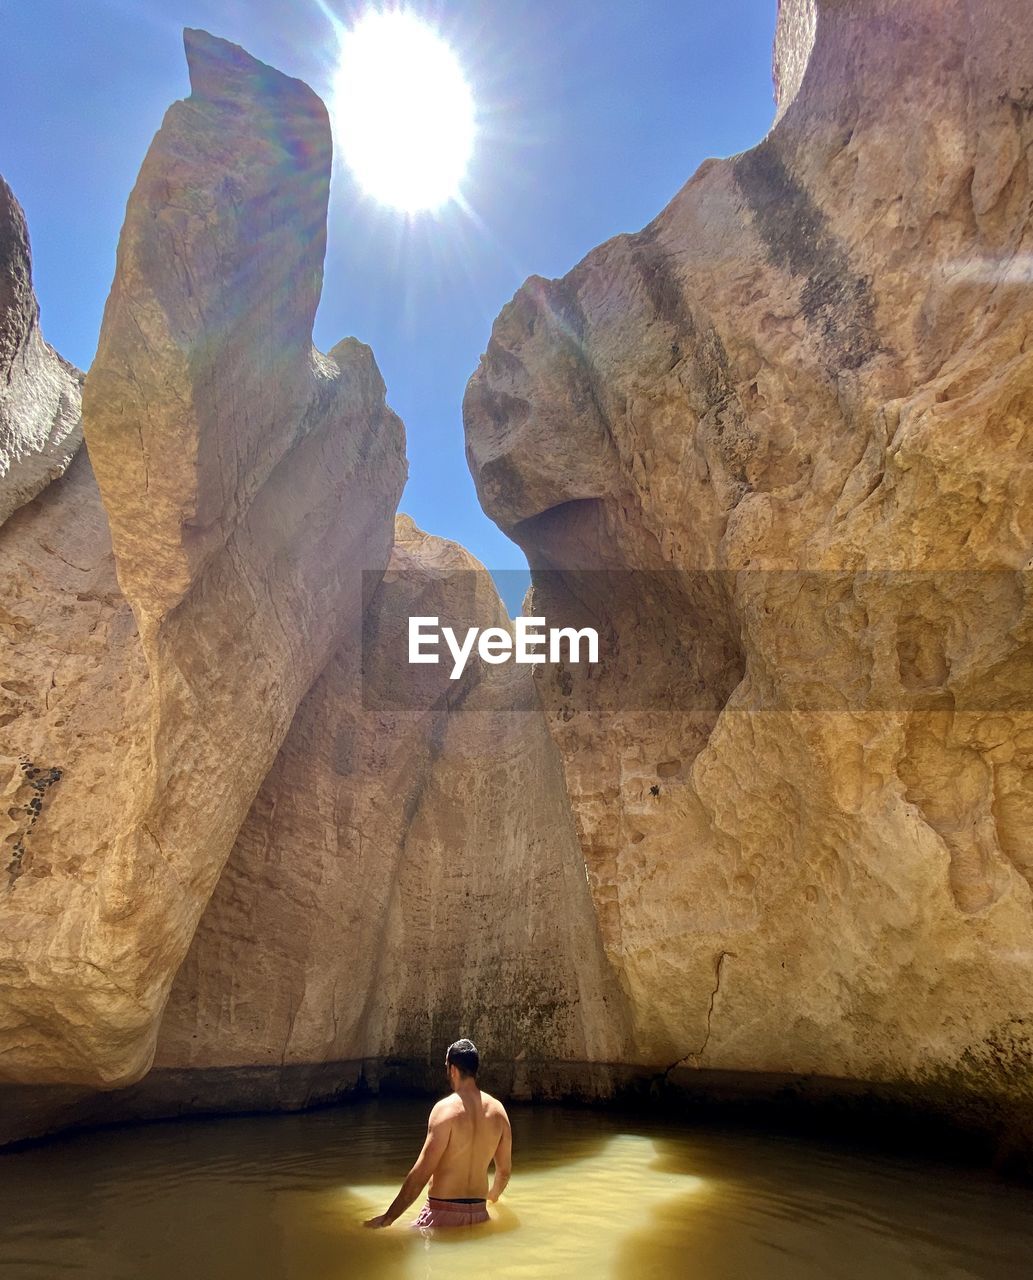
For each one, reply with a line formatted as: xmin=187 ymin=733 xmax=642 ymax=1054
xmin=464 ymin=0 xmax=1033 ymax=1131
xmin=153 ymin=515 xmax=629 ymax=1090
xmin=5 ymin=0 xmax=1032 ymax=1163
xmin=0 ymin=176 xmax=83 ymax=528
xmin=0 ymin=30 xmax=405 ymax=1088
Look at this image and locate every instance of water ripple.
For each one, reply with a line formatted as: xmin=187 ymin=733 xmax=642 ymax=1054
xmin=0 ymin=1101 xmax=1029 ymax=1279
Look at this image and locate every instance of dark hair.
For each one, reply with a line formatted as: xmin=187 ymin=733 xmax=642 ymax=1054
xmin=445 ymin=1038 xmax=479 ymax=1078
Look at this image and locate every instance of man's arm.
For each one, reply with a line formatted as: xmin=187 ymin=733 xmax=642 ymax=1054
xmin=487 ymin=1110 xmax=512 ymax=1203
xmin=364 ymin=1104 xmax=452 ymax=1227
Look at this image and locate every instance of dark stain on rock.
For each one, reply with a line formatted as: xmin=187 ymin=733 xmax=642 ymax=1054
xmin=1000 ymin=86 xmax=1033 ymax=114
xmin=6 ymin=756 xmax=63 ymax=887
xmin=629 ymin=232 xmax=758 ymax=489
xmin=471 ymin=447 xmax=532 ymax=520
xmin=733 ymin=139 xmax=879 ymax=370
xmin=631 ymin=231 xmax=694 ymax=335
xmin=535 ymin=273 xmax=589 ymax=347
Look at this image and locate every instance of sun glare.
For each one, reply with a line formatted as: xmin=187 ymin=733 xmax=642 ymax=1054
xmin=332 ymin=10 xmax=475 ymax=213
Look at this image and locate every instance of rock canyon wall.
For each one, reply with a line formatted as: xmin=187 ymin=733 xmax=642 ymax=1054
xmin=3 ymin=0 xmax=1033 ymax=1162
xmin=152 ymin=516 xmax=628 ymax=1102
xmin=0 ymin=29 xmax=405 ymax=1095
xmin=465 ymin=0 xmax=1033 ymax=1144
xmin=0 ymin=30 xmax=626 ymax=1145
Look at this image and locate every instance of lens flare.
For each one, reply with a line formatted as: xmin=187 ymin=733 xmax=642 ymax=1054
xmin=332 ymin=10 xmax=475 ymax=213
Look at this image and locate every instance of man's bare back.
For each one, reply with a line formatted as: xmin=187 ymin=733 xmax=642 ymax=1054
xmin=365 ymin=1039 xmax=513 ymax=1229
xmin=426 ymin=1087 xmax=508 ymax=1199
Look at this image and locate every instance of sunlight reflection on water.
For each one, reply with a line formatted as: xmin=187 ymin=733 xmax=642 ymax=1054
xmin=336 ymin=1134 xmax=705 ymax=1277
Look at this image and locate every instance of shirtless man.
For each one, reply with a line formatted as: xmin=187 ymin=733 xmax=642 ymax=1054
xmin=364 ymin=1038 xmax=512 ymax=1229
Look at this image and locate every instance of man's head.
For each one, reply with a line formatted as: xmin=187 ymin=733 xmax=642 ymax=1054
xmin=445 ymin=1038 xmax=479 ymax=1087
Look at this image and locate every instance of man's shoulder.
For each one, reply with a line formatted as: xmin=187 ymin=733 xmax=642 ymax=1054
xmin=479 ymin=1090 xmax=509 ymax=1118
xmin=429 ymin=1095 xmax=462 ymax=1123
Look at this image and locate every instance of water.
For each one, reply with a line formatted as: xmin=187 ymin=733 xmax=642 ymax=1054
xmin=0 ymin=1099 xmax=1030 ymax=1279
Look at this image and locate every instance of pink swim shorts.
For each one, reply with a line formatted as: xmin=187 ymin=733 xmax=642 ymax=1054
xmin=411 ymin=1196 xmax=490 ymax=1229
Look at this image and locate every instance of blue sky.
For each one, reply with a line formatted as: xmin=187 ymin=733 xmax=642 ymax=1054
xmin=3 ymin=0 xmax=776 ymax=613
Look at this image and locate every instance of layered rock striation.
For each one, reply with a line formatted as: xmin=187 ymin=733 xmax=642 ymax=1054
xmin=464 ymin=0 xmax=1033 ymax=1137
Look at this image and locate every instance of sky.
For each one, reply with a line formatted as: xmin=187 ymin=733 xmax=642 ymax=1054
xmin=3 ymin=0 xmax=777 ymax=613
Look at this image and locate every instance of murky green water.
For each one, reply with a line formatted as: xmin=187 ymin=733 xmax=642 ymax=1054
xmin=0 ymin=1099 xmax=1030 ymax=1278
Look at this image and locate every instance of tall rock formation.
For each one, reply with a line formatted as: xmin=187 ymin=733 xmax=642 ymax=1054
xmin=5 ymin=0 xmax=1032 ymax=1162
xmin=464 ymin=0 xmax=1033 ymax=1138
xmin=0 ymin=177 xmax=82 ymax=528
xmin=0 ymin=30 xmax=405 ymax=1089
xmin=152 ymin=515 xmax=628 ymax=1101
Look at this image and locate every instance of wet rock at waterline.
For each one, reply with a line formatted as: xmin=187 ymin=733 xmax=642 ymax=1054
xmin=0 ymin=176 xmax=83 ymax=529
xmin=0 ymin=29 xmax=406 ymax=1089
xmin=464 ymin=0 xmax=1033 ymax=1139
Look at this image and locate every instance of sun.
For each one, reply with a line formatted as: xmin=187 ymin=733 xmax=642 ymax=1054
xmin=332 ymin=10 xmax=475 ymax=213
